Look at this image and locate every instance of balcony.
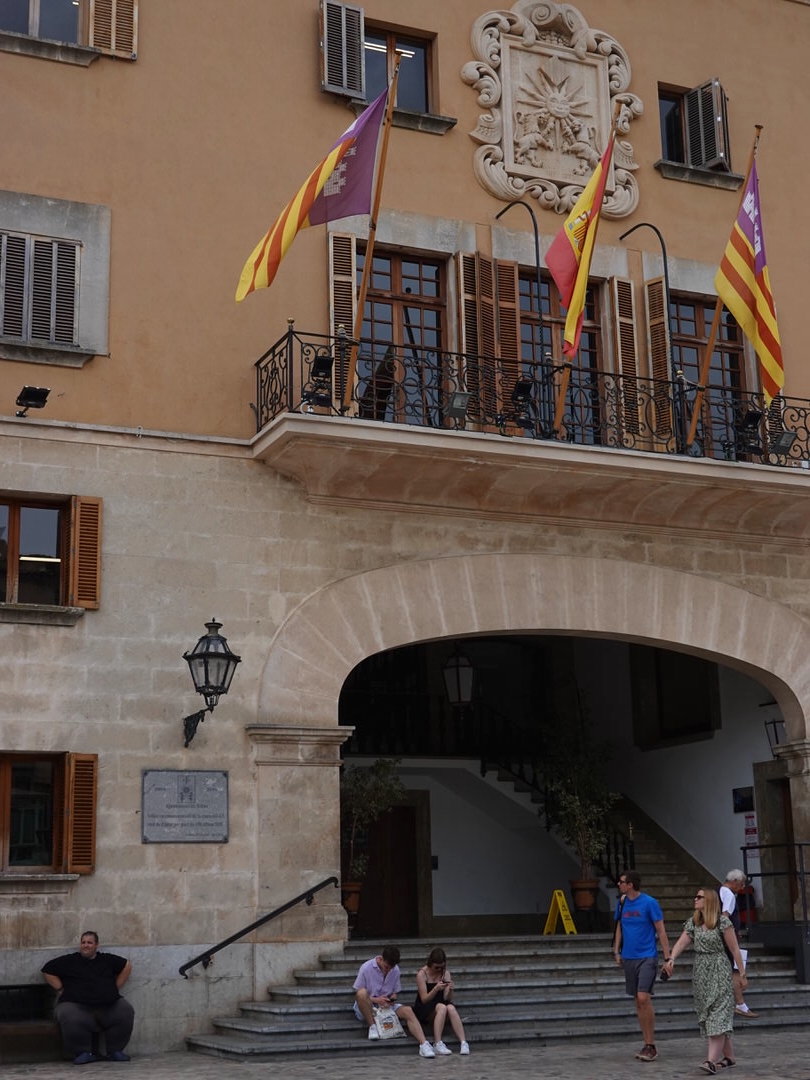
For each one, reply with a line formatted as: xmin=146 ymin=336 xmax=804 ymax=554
xmin=252 ymin=327 xmax=810 ymax=542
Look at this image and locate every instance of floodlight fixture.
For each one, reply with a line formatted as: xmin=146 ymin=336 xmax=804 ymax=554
xmin=15 ymin=386 xmax=50 ymax=417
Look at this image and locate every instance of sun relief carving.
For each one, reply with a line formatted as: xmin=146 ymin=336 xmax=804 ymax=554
xmin=461 ymin=0 xmax=643 ymax=218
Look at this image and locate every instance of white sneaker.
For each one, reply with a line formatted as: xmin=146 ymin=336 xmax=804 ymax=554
xmin=460 ymin=1041 xmax=470 ymax=1055
xmin=368 ymin=1026 xmax=380 ymax=1040
xmin=434 ymin=1041 xmax=452 ymax=1055
xmin=419 ymin=1041 xmax=436 ymax=1058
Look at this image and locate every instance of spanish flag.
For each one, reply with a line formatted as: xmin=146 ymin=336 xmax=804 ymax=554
xmin=714 ymin=158 xmax=783 ymax=403
xmin=236 ymin=88 xmax=389 ymax=302
xmin=545 ymin=133 xmax=615 ymax=356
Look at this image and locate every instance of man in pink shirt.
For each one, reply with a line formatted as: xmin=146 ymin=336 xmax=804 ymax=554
xmin=353 ymin=944 xmax=435 ymax=1057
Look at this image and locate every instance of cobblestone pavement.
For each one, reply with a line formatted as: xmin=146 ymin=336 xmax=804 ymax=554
xmin=4 ymin=1029 xmax=809 ymax=1080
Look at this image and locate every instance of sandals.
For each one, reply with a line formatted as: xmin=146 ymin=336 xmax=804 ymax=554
xmin=700 ymin=1062 xmax=736 ymax=1075
xmin=718 ymin=1060 xmax=736 ymax=1070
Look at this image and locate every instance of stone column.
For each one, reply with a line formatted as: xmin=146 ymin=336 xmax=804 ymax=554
xmin=773 ymin=739 xmax=810 ymax=921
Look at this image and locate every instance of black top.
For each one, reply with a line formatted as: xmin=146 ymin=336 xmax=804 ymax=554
xmin=41 ymin=951 xmax=127 ymax=1007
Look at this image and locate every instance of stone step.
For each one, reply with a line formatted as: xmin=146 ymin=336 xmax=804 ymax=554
xmin=186 ymin=1002 xmax=810 ymax=1061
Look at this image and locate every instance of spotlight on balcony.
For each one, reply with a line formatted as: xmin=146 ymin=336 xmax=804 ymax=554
xmin=511 ymin=379 xmax=534 ymax=405
xmin=15 ymin=386 xmax=50 ymax=418
xmin=446 ymin=390 xmax=471 ymax=421
xmin=302 ymin=350 xmax=335 ymax=410
xmin=770 ymin=429 xmax=797 ymax=455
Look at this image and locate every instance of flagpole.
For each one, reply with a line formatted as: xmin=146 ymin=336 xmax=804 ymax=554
xmin=551 ymin=102 xmax=621 ymax=435
xmin=684 ymin=126 xmax=763 ymax=448
xmin=340 ymin=60 xmax=401 ymax=413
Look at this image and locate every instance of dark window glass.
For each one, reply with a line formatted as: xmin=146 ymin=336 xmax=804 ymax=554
xmin=39 ymin=0 xmax=79 ymax=43
xmin=10 ymin=761 xmax=54 ymax=866
xmin=0 ymin=0 xmax=30 ymax=34
xmin=659 ymin=94 xmax=685 ymax=162
xmin=364 ymin=28 xmax=429 ymax=113
xmin=18 ymin=505 xmax=61 ymax=604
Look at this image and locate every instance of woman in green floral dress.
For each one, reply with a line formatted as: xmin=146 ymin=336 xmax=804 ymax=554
xmin=661 ymin=888 xmax=748 ymax=1074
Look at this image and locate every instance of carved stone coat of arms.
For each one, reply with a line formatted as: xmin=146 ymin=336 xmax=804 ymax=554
xmin=461 ymin=0 xmax=643 ymax=218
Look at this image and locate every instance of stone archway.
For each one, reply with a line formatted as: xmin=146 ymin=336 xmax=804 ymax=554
xmin=258 ymin=553 xmax=810 ymax=741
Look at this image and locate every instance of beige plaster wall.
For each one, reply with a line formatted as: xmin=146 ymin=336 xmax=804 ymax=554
xmin=1 ymin=0 xmax=809 ymax=437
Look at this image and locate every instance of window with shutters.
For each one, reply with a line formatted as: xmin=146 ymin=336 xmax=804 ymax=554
xmin=669 ymin=292 xmax=749 ymax=457
xmin=355 ymin=248 xmax=446 ymax=425
xmin=0 ymin=232 xmax=79 ymax=347
xmin=0 ymin=495 xmax=102 ymax=610
xmin=320 ymin=1 xmax=453 ymax=133
xmin=0 ymin=0 xmax=138 ymax=63
xmin=0 ymin=752 xmax=97 ymax=874
xmin=0 ymin=191 xmax=110 ymax=366
xmin=658 ymin=80 xmax=738 ymax=183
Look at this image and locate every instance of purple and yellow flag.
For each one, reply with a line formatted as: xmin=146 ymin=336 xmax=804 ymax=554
xmin=236 ymin=89 xmax=388 ymax=301
xmin=715 ymin=159 xmax=783 ymax=403
xmin=545 ymin=133 xmax=615 ymax=357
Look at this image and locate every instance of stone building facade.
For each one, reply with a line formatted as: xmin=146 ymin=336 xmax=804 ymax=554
xmin=1 ymin=0 xmax=808 ymax=1053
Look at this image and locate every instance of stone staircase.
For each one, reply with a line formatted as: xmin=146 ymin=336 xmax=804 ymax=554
xmin=185 ymin=935 xmax=810 ymax=1061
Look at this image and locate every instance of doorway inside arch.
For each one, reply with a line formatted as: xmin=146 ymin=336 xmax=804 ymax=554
xmin=339 ymin=634 xmax=782 ymax=939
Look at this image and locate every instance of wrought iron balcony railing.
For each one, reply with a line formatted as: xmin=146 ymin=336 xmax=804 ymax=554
xmin=255 ymin=325 xmax=810 ymax=469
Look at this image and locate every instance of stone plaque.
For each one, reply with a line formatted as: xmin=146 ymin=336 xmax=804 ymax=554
xmin=141 ymin=770 xmax=228 ymax=843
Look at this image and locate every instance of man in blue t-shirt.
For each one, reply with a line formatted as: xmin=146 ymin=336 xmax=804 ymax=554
xmin=612 ymin=870 xmax=671 ymax=1063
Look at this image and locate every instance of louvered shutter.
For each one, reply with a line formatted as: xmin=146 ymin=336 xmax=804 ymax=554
xmin=1 ymin=233 xmax=26 ymax=337
xmin=611 ymin=278 xmax=640 ymax=436
xmin=67 ymin=496 xmax=102 ymax=609
xmin=89 ymin=0 xmax=138 ymax=59
xmin=320 ymin=0 xmax=364 ymax=97
xmin=30 ymin=239 xmax=78 ymax=345
xmin=458 ymin=253 xmax=483 ymax=422
xmin=330 ymin=233 xmax=357 ymax=402
xmin=684 ymin=79 xmax=730 ymax=172
xmin=65 ymin=754 xmax=98 ymax=875
xmin=645 ymin=278 xmax=674 ymax=440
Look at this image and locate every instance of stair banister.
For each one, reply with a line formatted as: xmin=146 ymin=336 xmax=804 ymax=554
xmin=178 ymin=876 xmax=339 ymax=978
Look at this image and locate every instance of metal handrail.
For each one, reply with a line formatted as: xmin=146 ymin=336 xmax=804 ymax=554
xmin=178 ymin=876 xmax=339 ymax=978
xmin=254 ymin=328 xmax=810 ymax=470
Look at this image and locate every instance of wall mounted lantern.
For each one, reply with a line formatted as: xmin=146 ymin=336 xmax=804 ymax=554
xmin=182 ymin=619 xmax=241 ymax=747
xmin=761 ymin=700 xmax=786 ymax=758
xmin=442 ymin=648 xmax=475 ymax=707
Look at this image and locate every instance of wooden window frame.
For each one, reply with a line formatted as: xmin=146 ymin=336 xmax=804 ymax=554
xmin=0 ymin=495 xmax=102 ymax=609
xmin=0 ymin=752 xmax=97 ymax=874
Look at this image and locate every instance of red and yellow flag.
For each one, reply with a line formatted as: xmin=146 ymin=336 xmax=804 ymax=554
xmin=545 ymin=133 xmax=615 ymax=357
xmin=714 ymin=158 xmax=783 ymax=403
xmin=236 ymin=89 xmax=388 ymax=302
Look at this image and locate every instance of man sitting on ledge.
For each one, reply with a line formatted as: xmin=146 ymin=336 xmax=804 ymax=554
xmin=41 ymin=931 xmax=134 ymax=1065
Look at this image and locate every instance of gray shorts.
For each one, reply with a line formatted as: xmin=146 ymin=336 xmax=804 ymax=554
xmin=623 ymin=956 xmax=658 ymax=997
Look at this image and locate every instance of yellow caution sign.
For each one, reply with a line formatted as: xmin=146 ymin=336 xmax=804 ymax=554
xmin=542 ymin=889 xmax=578 ymax=934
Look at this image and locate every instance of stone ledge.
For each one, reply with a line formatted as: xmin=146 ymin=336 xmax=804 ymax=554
xmin=0 ymin=29 xmax=100 ymax=66
xmin=0 ymin=604 xmax=85 ymax=626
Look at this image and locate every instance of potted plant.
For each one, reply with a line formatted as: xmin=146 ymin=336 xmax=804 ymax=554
xmin=339 ymin=758 xmax=405 ymax=915
xmin=546 ymin=712 xmax=618 ymax=911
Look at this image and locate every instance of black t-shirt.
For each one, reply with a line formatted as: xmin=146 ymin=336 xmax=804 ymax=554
xmin=41 ymin=951 xmax=127 ymax=1007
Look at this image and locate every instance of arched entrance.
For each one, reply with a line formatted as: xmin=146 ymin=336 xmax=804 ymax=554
xmin=252 ymin=553 xmax=810 ymax=937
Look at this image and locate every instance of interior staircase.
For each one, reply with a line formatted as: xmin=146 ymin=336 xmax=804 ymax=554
xmin=184 ymin=934 xmax=810 ymax=1061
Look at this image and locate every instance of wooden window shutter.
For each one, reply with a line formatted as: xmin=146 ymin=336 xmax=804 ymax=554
xmin=645 ymin=277 xmax=673 ymax=438
xmin=611 ymin=277 xmax=640 ymax=435
xmin=67 ymin=496 xmax=103 ymax=609
xmin=89 ymin=0 xmax=138 ymax=60
xmin=330 ymin=233 xmax=357 ymax=401
xmin=684 ymin=79 xmax=730 ymax=171
xmin=30 ymin=239 xmax=78 ymax=345
xmin=1 ymin=233 xmax=27 ymax=338
xmin=64 ymin=753 xmax=98 ymax=874
xmin=320 ymin=0 xmax=364 ymax=97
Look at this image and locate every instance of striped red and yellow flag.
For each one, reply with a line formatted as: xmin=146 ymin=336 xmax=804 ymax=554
xmin=715 ymin=158 xmax=783 ymax=403
xmin=545 ymin=132 xmax=615 ymax=357
xmin=236 ymin=89 xmax=388 ymax=302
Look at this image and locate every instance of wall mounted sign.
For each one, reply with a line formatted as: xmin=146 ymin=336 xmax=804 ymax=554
xmin=141 ymin=769 xmax=228 ymax=843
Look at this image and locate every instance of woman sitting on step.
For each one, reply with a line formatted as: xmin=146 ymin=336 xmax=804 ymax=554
xmin=413 ymin=947 xmax=470 ymax=1055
